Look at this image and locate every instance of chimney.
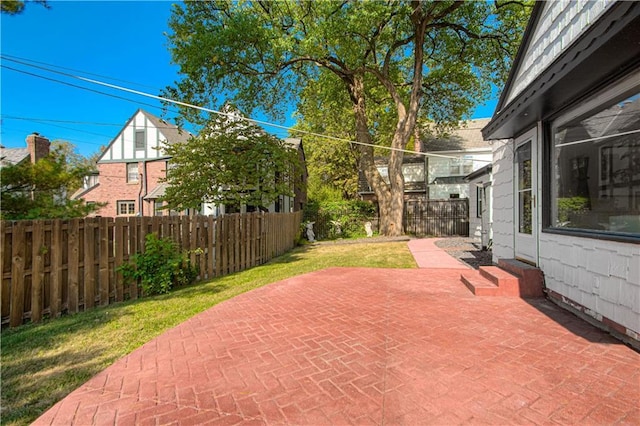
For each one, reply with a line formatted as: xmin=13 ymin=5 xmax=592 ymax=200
xmin=26 ymin=132 xmax=51 ymax=163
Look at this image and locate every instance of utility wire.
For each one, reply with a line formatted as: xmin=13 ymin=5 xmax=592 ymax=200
xmin=2 ymin=54 xmax=489 ymax=161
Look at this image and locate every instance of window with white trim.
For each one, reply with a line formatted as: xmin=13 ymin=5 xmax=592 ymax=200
xmin=127 ymin=163 xmax=139 ymax=183
xmin=117 ymin=200 xmax=136 ymax=216
xmin=550 ymin=75 xmax=640 ymax=237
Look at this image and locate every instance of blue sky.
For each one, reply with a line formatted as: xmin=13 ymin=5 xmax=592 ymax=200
xmin=1 ymin=1 xmax=498 ymax=158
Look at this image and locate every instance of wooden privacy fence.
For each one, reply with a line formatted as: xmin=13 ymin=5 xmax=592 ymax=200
xmin=404 ymin=199 xmax=469 ymax=237
xmin=1 ymin=211 xmax=302 ymax=328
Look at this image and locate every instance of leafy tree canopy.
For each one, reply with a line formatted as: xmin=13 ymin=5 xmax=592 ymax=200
xmin=165 ymin=0 xmax=532 ymax=235
xmin=161 ymin=107 xmax=303 ymax=212
xmin=1 ymin=141 xmax=101 ymax=220
xmin=1 ymin=0 xmax=48 ymax=15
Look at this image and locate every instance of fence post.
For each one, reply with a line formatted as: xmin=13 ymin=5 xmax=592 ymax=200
xmin=31 ymin=220 xmax=45 ymax=323
xmin=10 ymin=221 xmax=26 ymax=327
xmin=49 ymin=220 xmax=62 ymax=318
xmin=99 ymin=217 xmax=110 ymax=305
xmin=84 ymin=218 xmax=96 ymax=310
xmin=114 ymin=217 xmax=124 ymax=302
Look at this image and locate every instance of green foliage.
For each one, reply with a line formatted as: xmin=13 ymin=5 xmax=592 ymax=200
xmin=161 ymin=106 xmax=303 ymax=212
xmin=304 ymin=199 xmax=377 ymax=239
xmin=118 ymin=234 xmax=197 ymax=296
xmin=0 ymin=142 xmax=102 ymax=220
xmin=1 ymin=0 xmax=48 ymax=15
xmin=165 ymin=0 xmax=532 ymax=235
xmin=557 ymin=197 xmax=590 ymax=224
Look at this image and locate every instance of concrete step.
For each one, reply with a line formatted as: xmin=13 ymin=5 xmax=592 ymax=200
xmin=479 ymin=266 xmax=521 ymax=296
xmin=461 ymin=271 xmax=500 ymax=296
xmin=460 ymin=260 xmax=545 ymax=298
xmin=498 ymin=259 xmax=545 ymax=298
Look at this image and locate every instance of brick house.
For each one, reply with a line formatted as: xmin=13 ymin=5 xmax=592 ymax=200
xmin=73 ymin=109 xmax=192 ymax=217
xmin=482 ymin=1 xmax=639 ymax=347
xmin=75 ymin=109 xmax=307 ymax=217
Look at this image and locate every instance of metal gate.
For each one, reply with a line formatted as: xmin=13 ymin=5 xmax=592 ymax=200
xmin=404 ymin=199 xmax=469 ymax=237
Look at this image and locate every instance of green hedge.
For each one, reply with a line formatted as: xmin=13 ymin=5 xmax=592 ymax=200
xmin=303 ymin=200 xmax=377 ymax=240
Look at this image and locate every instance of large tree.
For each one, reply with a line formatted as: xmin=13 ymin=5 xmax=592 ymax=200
xmin=161 ymin=108 xmax=302 ymax=212
xmin=166 ymin=0 xmax=530 ymax=235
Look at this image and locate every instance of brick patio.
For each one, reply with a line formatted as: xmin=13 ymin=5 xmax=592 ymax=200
xmin=35 ymin=239 xmax=639 ymax=425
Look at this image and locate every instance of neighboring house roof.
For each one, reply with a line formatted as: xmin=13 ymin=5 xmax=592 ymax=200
xmin=0 ymin=147 xmax=29 ymax=168
xmin=142 ymin=110 xmax=192 ymax=146
xmin=421 ymin=118 xmax=492 ymax=152
xmin=465 ymin=164 xmax=492 ymax=182
xmin=483 ymin=1 xmax=640 ymax=140
xmin=144 ymin=183 xmax=168 ymax=200
xmin=71 ymin=183 xmax=100 ymax=200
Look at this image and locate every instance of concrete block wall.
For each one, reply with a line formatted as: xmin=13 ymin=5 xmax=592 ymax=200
xmin=540 ymin=233 xmax=640 ymax=339
xmin=491 ymin=140 xmax=514 ymax=263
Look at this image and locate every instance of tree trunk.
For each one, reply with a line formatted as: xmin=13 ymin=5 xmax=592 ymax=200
xmin=350 ymin=76 xmax=405 ymax=236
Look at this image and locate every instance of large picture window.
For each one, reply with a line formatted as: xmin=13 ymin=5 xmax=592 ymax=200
xmin=550 ymin=76 xmax=639 ymax=237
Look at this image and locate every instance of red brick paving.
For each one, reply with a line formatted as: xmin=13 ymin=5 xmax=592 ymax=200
xmin=34 ymin=239 xmax=640 ymax=425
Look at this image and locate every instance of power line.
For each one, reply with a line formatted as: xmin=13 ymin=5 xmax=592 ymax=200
xmin=1 ymin=53 xmax=163 ymax=92
xmin=2 ymin=54 xmax=489 ymax=161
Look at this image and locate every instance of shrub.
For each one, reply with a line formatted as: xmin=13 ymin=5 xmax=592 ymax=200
xmin=303 ymin=199 xmax=377 ymax=240
xmin=119 ymin=233 xmax=198 ymax=295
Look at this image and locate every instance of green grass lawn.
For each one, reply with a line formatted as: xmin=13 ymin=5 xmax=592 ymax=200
xmin=1 ymin=241 xmax=416 ymax=426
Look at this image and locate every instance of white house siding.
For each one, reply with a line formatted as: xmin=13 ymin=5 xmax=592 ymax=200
xmin=101 ymin=111 xmax=167 ymax=162
xmin=539 ymin=233 xmax=640 ymax=337
xmin=468 ymin=181 xmax=482 ymax=242
xmin=491 ymin=140 xmax=514 ymax=263
xmin=505 ymin=0 xmax=614 ymax=105
xmin=427 ymin=152 xmax=492 ymax=199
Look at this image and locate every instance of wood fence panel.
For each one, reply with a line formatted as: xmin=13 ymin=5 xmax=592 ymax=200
xmin=1 ymin=223 xmax=11 ymax=322
xmin=214 ymin=217 xmax=222 ymax=277
xmin=233 ymin=215 xmax=240 ymax=273
xmin=114 ymin=218 xmax=125 ymax=302
xmin=10 ymin=221 xmax=26 ymax=327
xmin=67 ymin=219 xmax=80 ymax=314
xmin=84 ymin=219 xmax=96 ymax=310
xmin=207 ymin=216 xmax=215 ymax=279
xmin=190 ymin=217 xmax=198 ymax=277
xmin=31 ymin=221 xmax=45 ymax=323
xmin=50 ymin=220 xmax=62 ymax=318
xmin=221 ymin=216 xmax=229 ymax=275
xmin=99 ymin=217 xmax=110 ymax=305
xmin=2 ymin=212 xmax=302 ymax=328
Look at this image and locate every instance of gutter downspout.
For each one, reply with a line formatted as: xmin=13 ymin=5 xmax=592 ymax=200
xmin=138 ymin=161 xmax=147 ymax=216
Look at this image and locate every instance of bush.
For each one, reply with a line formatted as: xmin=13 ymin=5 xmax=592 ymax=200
xmin=119 ymin=233 xmax=198 ymax=295
xmin=303 ymin=199 xmax=377 ymax=240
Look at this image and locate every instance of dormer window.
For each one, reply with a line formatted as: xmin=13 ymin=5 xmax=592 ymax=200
xmin=135 ymin=130 xmax=145 ymax=150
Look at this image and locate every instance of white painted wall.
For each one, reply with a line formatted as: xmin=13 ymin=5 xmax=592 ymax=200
xmin=539 ymin=233 xmax=640 ymax=337
xmin=100 ymin=111 xmax=168 ymax=162
xmin=427 ymin=151 xmax=491 ymax=199
xmin=491 ymin=140 xmax=515 ymax=263
xmin=506 ymin=0 xmax=614 ymax=105
xmin=468 ymin=183 xmax=482 ymax=242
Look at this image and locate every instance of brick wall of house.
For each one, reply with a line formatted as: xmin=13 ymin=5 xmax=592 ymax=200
xmin=82 ymin=160 xmax=168 ymax=217
xmin=490 ymin=140 xmax=515 ymax=263
xmin=144 ymin=160 xmax=168 ymax=215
